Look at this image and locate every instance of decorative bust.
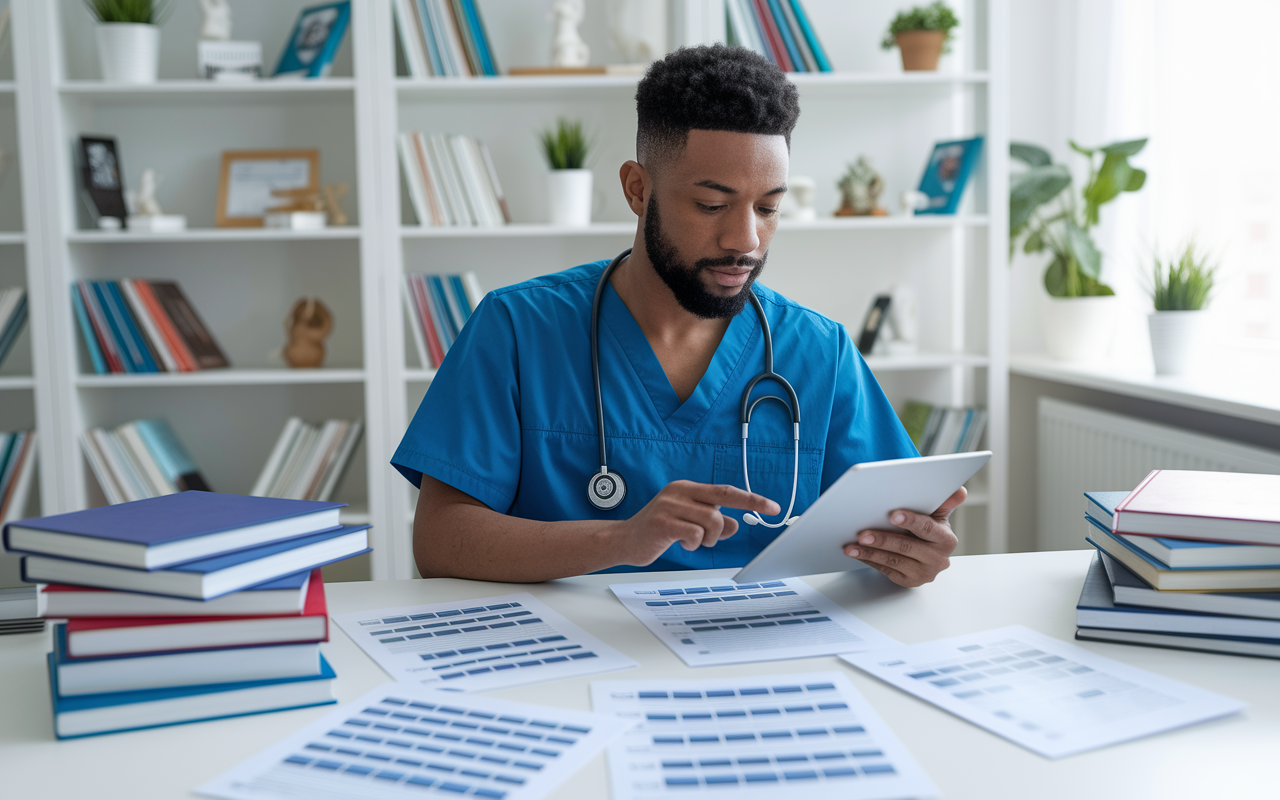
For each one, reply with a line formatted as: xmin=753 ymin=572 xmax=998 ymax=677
xmin=835 ymin=156 xmax=888 ymax=216
xmin=198 ymin=0 xmax=233 ymax=41
xmin=550 ymin=0 xmax=590 ymax=67
xmin=133 ymin=168 xmax=163 ymax=216
xmin=283 ymin=297 xmax=333 ymax=369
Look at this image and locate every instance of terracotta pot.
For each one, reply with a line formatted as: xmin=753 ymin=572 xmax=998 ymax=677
xmin=895 ymin=30 xmax=946 ymax=71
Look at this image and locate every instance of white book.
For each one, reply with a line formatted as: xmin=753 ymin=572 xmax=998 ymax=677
xmin=2 ymin=431 xmax=37 ymax=522
xmin=475 ymin=140 xmax=510 ymax=224
xmin=79 ymin=430 xmax=125 ymax=505
xmin=300 ymin=419 xmax=348 ymax=501
xmin=464 ymin=135 xmax=506 ymax=226
xmin=401 ymin=275 xmax=430 ymax=368
xmin=250 ymin=417 xmax=304 ymax=497
xmin=419 ymin=132 xmax=460 ymax=225
xmin=397 ymin=132 xmax=431 ymax=225
xmin=119 ymin=280 xmax=178 ymax=373
xmin=56 ymin=641 xmax=322 ymax=697
xmin=269 ymin=423 xmax=317 ymax=499
xmin=285 ymin=420 xmax=342 ymax=500
xmin=462 ymin=271 xmax=485 ymax=310
xmin=315 ymin=419 xmax=363 ymax=502
xmin=117 ymin=422 xmax=178 ymax=497
xmin=94 ymin=429 xmax=148 ymax=502
xmin=728 ymin=0 xmax=767 ymax=56
xmin=430 ymin=0 xmax=471 ymax=77
xmin=392 ymin=0 xmax=428 ymax=78
xmin=449 ymin=135 xmax=494 ymax=227
xmin=430 ymin=133 xmax=475 ymax=225
xmin=423 ymin=0 xmax=460 ymax=76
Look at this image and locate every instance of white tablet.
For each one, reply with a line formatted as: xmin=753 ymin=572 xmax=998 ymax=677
xmin=732 ymin=451 xmax=992 ymax=584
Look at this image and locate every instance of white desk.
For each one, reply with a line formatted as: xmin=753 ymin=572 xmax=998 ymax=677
xmin=1 ymin=551 xmax=1275 ymax=799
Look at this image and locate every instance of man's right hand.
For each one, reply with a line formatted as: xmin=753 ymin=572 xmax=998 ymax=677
xmin=615 ymin=480 xmax=780 ymax=567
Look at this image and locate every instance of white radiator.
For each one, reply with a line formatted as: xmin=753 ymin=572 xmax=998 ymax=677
xmin=1036 ymin=398 xmax=1280 ymax=551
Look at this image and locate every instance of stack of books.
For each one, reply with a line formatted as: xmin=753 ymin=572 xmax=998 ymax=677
xmin=398 ymin=132 xmax=510 ymax=228
xmin=393 ymin=0 xmax=499 ymax=78
xmin=1077 ymin=470 xmax=1280 ymax=659
xmin=899 ymin=400 xmax=988 ymax=456
xmin=72 ymin=279 xmax=230 ymax=374
xmin=725 ymin=0 xmax=832 ymax=73
xmin=81 ymin=418 xmax=211 ymax=504
xmin=250 ymin=417 xmax=364 ymax=501
xmin=1 ymin=429 xmax=37 ymax=522
xmin=1 ymin=491 xmax=370 ymax=738
xmin=403 ymin=272 xmax=484 ymax=369
xmin=0 ymin=285 xmax=27 ymax=367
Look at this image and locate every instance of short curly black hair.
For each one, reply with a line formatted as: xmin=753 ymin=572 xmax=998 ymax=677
xmin=635 ymin=44 xmax=800 ymax=171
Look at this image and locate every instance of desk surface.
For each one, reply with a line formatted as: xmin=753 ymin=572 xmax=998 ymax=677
xmin=1 ymin=551 xmax=1275 ymax=799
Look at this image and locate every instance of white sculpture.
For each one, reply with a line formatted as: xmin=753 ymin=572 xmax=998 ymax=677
xmin=133 ymin=168 xmax=163 ymax=216
xmin=198 ymin=0 xmax=232 ymax=41
xmin=780 ymin=175 xmax=816 ymax=222
xmin=884 ymin=283 xmax=920 ymax=355
xmin=550 ymin=0 xmax=590 ymax=68
xmin=607 ymin=0 xmax=666 ymax=64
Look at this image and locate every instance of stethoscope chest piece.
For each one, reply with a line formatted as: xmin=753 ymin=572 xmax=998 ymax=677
xmin=587 ymin=469 xmax=627 ymax=510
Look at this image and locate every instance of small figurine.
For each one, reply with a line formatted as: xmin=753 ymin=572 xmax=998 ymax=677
xmin=883 ymin=283 xmax=920 ymax=356
xmin=198 ymin=0 xmax=233 ymax=41
xmin=132 ymin=168 xmax=163 ymax=216
xmin=322 ymin=183 xmax=349 ymax=226
xmin=835 ymin=156 xmax=888 ymax=217
xmin=283 ymin=297 xmax=333 ymax=369
xmin=550 ymin=0 xmax=590 ymax=68
xmin=780 ymin=175 xmax=816 ymax=222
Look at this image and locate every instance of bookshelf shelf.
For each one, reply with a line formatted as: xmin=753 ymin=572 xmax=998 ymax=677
xmin=57 ymin=79 xmax=356 ymax=105
xmin=0 ymin=232 xmax=25 ymax=245
xmin=864 ymin=353 xmax=991 ymax=372
xmin=67 ymin=228 xmax=363 ymax=244
xmin=75 ymin=369 xmax=367 ymax=389
xmin=0 ymin=376 xmax=35 ymax=391
xmin=404 ymin=369 xmax=439 ymax=383
xmin=399 ymin=217 xmax=988 ymax=239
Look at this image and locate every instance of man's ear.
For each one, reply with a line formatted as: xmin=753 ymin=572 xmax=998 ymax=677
xmin=619 ymin=160 xmax=650 ymax=217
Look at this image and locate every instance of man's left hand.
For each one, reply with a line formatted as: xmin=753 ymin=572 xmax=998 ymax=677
xmin=842 ymin=487 xmax=966 ymax=587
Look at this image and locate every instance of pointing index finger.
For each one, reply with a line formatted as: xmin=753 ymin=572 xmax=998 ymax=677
xmin=697 ymin=483 xmax=781 ymax=516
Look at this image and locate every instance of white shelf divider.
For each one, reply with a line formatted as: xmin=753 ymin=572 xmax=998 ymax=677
xmin=74 ymin=369 xmax=367 ymax=389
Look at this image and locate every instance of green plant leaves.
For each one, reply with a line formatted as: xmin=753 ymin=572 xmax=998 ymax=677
xmin=1064 ymin=220 xmax=1101 ymax=279
xmin=538 ymin=118 xmax=590 ymax=170
xmin=1010 ymin=164 xmax=1070 ymax=236
xmin=1080 ymin=138 xmax=1148 ymax=226
xmin=1043 ymin=254 xmax=1115 ymax=297
xmin=1010 ymin=142 xmax=1051 ymax=167
xmin=1100 ymin=138 xmax=1148 ymax=157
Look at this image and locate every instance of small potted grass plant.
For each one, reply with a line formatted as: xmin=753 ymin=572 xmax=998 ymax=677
xmin=85 ymin=0 xmax=171 ymax=84
xmin=540 ymin=118 xmax=593 ymax=227
xmin=1147 ymin=241 xmax=1219 ymax=375
xmin=881 ymin=2 xmax=959 ymax=71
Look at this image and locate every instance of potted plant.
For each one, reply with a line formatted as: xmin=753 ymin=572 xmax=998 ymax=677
xmin=1010 ymin=138 xmax=1148 ymax=361
xmin=881 ymin=2 xmax=959 ymax=71
xmin=1146 ymin=241 xmax=1218 ymax=375
xmin=85 ymin=0 xmax=171 ymax=84
xmin=539 ymin=118 xmax=593 ymax=227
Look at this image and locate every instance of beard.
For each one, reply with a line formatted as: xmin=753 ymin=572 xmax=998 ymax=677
xmin=643 ymin=194 xmax=767 ymax=320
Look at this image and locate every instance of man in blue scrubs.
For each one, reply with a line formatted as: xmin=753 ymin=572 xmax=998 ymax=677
xmin=394 ymin=45 xmax=966 ymax=585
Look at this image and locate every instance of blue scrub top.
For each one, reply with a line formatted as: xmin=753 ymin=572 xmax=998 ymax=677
xmin=392 ymin=258 xmax=918 ymax=573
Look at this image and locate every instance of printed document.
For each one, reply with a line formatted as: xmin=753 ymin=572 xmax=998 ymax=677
xmin=591 ymin=672 xmax=935 ymax=800
xmin=842 ymin=624 xmax=1245 ymax=758
xmin=609 ymin=577 xmax=896 ymax=667
xmin=333 ymin=593 xmax=636 ymax=691
xmin=197 ymin=682 xmax=633 ymax=800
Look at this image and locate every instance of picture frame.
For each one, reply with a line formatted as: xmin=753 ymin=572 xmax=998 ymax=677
xmin=216 ymin=150 xmax=320 ymax=228
xmin=914 ymin=136 xmax=984 ymax=215
xmin=273 ymin=1 xmax=351 ymax=79
xmin=78 ymin=136 xmax=129 ymax=224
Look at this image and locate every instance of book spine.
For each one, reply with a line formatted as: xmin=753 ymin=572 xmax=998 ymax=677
xmin=1 ymin=432 xmax=36 ymax=522
xmin=787 ymin=0 xmax=831 ymax=71
xmin=414 ymin=0 xmax=445 ymax=76
xmin=133 ymin=418 xmax=207 ymax=492
xmin=134 ymin=280 xmax=197 ymax=371
xmin=71 ymin=287 xmax=106 ymax=375
xmin=461 ymin=272 xmax=484 ymax=311
xmin=463 ymin=136 xmax=505 ymax=227
xmin=97 ymin=428 xmax=149 ymax=502
xmin=427 ymin=275 xmax=460 ymax=344
xmin=475 ymin=141 xmax=510 ymax=224
xmin=448 ymin=0 xmax=483 ymax=77
xmin=421 ymin=133 xmax=461 ymax=225
xmin=293 ymin=420 xmax=344 ymax=501
xmin=433 ymin=133 xmax=477 ymax=226
xmin=392 ymin=0 xmax=427 ymax=78
xmin=438 ymin=274 xmax=468 ymax=332
xmin=305 ymin=420 xmax=350 ymax=501
xmin=449 ymin=135 xmax=495 ymax=227
xmin=411 ymin=132 xmax=447 ymax=226
xmin=765 ymin=0 xmax=806 ymax=71
xmin=776 ymin=0 xmax=816 ymax=71
xmin=315 ymin=419 xmax=363 ymax=502
xmin=424 ymin=0 xmax=461 ymax=76
xmin=401 ymin=276 xmax=431 ymax=369
xmin=117 ymin=422 xmax=177 ymax=497
xmin=120 ymin=280 xmax=178 ymax=373
xmin=731 ymin=0 xmax=767 ymax=57
xmin=271 ymin=423 xmax=317 ymax=499
xmin=106 ymin=281 xmax=161 ymax=372
xmin=448 ymin=275 xmax=473 ymax=322
xmin=91 ymin=282 xmax=140 ymax=373
xmin=460 ymin=0 xmax=498 ymax=76
xmin=79 ymin=430 xmax=126 ymax=505
xmin=397 ymin=132 xmax=431 ymax=225
xmin=151 ymin=283 xmax=230 ymax=369
xmin=78 ymin=282 xmax=124 ymax=373
xmin=411 ymin=275 xmax=447 ymax=367
xmin=252 ymin=417 xmax=304 ymax=497
xmin=434 ymin=0 xmax=473 ymax=77
xmin=0 ymin=291 xmax=27 ymax=368
xmin=0 ymin=432 xmax=20 ymax=505
xmin=747 ymin=0 xmax=785 ymax=68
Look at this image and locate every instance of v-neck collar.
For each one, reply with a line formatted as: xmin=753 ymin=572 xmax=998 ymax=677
xmin=599 ymin=281 xmax=759 ymax=440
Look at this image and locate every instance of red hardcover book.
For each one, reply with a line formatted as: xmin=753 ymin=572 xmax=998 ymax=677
xmin=412 ymin=274 xmax=447 ymax=367
xmin=62 ymin=569 xmax=328 ymax=658
xmin=133 ymin=279 xmax=198 ymax=371
xmin=1113 ymin=469 xmax=1280 ymax=546
xmin=751 ymin=0 xmax=793 ymax=71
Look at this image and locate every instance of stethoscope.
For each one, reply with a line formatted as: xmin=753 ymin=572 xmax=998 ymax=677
xmin=588 ymin=248 xmax=801 ymax=528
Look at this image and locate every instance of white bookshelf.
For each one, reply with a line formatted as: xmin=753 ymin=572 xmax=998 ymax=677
xmin=1 ymin=0 xmax=1009 ymax=583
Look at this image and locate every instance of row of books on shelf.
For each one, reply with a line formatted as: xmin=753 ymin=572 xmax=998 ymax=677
xmin=399 ymin=132 xmax=510 ymax=228
xmin=1075 ymin=470 xmax=1280 ymax=660
xmin=726 ymin=0 xmax=832 ymax=73
xmin=0 ymin=286 xmax=28 ymax=369
xmin=1 ymin=491 xmax=369 ymax=737
xmin=899 ymin=400 xmax=988 ymax=456
xmin=393 ymin=0 xmax=498 ymax=78
xmin=250 ymin=417 xmax=365 ymax=502
xmin=403 ymin=271 xmax=484 ymax=369
xmin=72 ymin=279 xmax=229 ymax=375
xmin=0 ymin=430 xmax=37 ymax=524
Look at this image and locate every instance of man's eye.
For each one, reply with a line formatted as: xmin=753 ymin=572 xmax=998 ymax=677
xmin=757 ymin=207 xmax=779 ymax=217
xmin=697 ymin=203 xmax=726 ymax=212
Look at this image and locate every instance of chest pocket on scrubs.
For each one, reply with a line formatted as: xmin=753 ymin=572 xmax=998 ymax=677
xmin=713 ymin=446 xmax=821 ymax=536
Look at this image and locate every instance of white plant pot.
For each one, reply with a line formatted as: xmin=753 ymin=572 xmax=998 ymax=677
xmin=1148 ymin=310 xmax=1208 ymax=376
xmin=547 ymin=169 xmax=593 ymax=227
xmin=1042 ymin=295 xmax=1120 ymax=361
xmin=96 ymin=23 xmax=160 ymax=84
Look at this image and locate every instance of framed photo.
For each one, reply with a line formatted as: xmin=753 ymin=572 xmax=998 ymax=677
xmin=914 ymin=136 xmax=984 ymax=215
xmin=216 ymin=150 xmax=320 ymax=227
xmin=273 ymin=1 xmax=351 ymax=79
xmin=79 ymin=136 xmax=129 ymax=223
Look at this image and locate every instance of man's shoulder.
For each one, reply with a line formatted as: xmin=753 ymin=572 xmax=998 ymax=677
xmin=752 ymin=282 xmax=847 ymax=340
xmin=489 ymin=260 xmax=608 ymax=309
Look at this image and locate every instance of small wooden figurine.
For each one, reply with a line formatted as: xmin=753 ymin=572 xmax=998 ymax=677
xmin=322 ymin=182 xmax=349 ymax=226
xmin=283 ymin=297 xmax=333 ymax=368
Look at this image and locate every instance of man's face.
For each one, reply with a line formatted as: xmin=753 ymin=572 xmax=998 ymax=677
xmin=643 ymin=129 xmax=789 ymax=319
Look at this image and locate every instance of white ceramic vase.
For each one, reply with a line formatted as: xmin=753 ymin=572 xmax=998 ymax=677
xmin=1148 ymin=310 xmax=1208 ymax=376
xmin=1043 ymin=295 xmax=1120 ymax=361
xmin=96 ymin=23 xmax=160 ymax=84
xmin=548 ymin=169 xmax=593 ymax=227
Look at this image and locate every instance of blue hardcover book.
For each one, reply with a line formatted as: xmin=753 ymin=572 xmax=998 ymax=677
xmin=3 ymin=491 xmax=346 ymax=570
xmin=105 ymin=280 xmax=160 ymax=372
xmin=788 ymin=0 xmax=831 ymax=71
xmin=460 ymin=0 xmax=497 ymax=76
xmin=49 ymin=651 xmax=336 ymax=739
xmin=0 ymin=290 xmax=28 ymax=368
xmin=274 ymin=2 xmax=351 ymax=79
xmin=427 ymin=275 xmax=459 ymax=343
xmin=915 ymin=137 xmax=984 ymax=215
xmin=91 ymin=281 xmax=140 ymax=372
xmin=70 ymin=285 xmax=107 ymax=374
xmin=449 ymin=274 xmax=473 ymax=322
xmin=1084 ymin=490 xmax=1130 ymax=527
xmin=765 ymin=0 xmax=806 ymax=72
xmin=21 ymin=525 xmax=370 ymax=599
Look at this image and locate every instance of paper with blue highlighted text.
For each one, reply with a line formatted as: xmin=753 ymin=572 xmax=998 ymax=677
xmin=842 ymin=625 xmax=1245 ymax=758
xmin=333 ymin=593 xmax=636 ymax=691
xmin=610 ymin=577 xmax=897 ymax=667
xmin=590 ymin=672 xmax=935 ymax=800
xmin=197 ymin=682 xmax=633 ymax=800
